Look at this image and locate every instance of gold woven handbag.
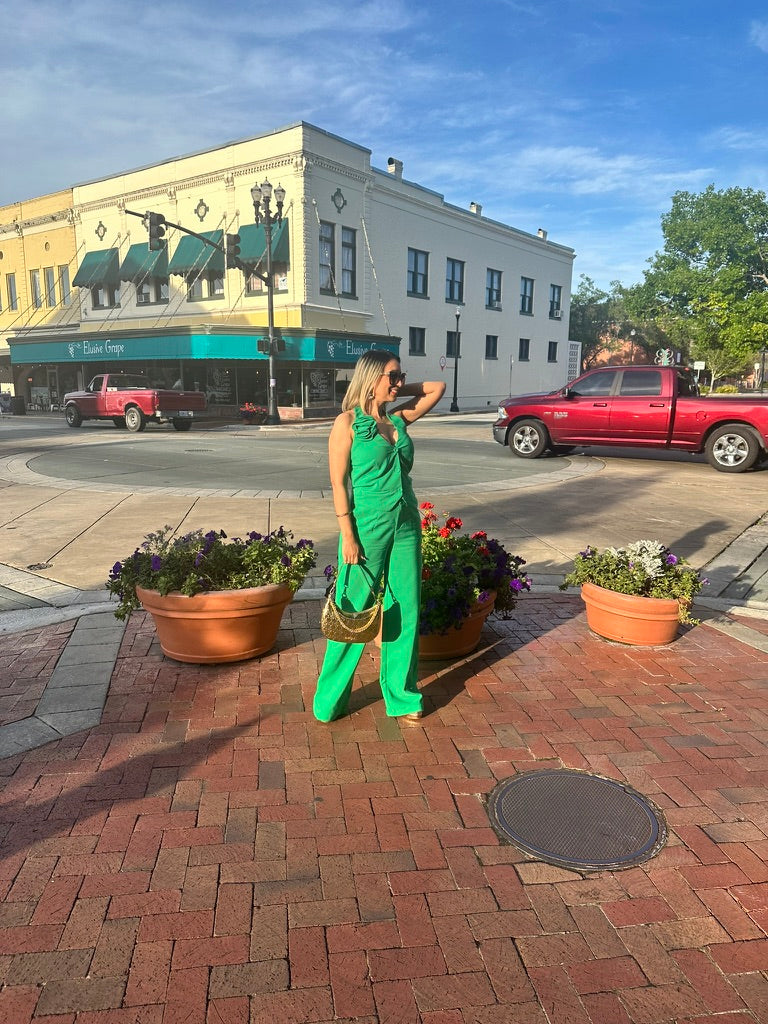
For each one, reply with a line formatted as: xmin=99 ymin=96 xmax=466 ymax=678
xmin=321 ymin=566 xmax=382 ymax=644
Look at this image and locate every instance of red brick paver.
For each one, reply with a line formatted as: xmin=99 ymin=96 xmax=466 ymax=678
xmin=0 ymin=596 xmax=767 ymax=1022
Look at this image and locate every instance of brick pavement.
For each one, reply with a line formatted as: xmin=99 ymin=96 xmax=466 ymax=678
xmin=1 ymin=594 xmax=767 ymax=1023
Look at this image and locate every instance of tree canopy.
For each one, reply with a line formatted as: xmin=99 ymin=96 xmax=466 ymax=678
xmin=624 ymin=185 xmax=768 ymax=384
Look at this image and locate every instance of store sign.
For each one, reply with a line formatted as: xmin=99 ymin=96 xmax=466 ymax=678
xmin=316 ymin=338 xmax=399 ymax=362
xmin=66 ymin=339 xmax=127 ymax=359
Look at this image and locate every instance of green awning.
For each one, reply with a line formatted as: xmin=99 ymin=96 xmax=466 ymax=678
xmin=118 ymin=243 xmax=169 ymax=283
xmin=72 ymin=249 xmax=121 ymax=288
xmin=167 ymin=231 xmax=224 ymax=276
xmin=238 ymin=220 xmax=289 ymax=267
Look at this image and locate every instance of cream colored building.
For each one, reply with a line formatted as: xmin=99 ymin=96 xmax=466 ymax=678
xmin=8 ymin=122 xmax=576 ymax=414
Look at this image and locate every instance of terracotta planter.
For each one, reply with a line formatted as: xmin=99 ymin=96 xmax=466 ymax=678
xmin=418 ymin=591 xmax=497 ymax=661
xmin=136 ymin=583 xmax=293 ymax=663
xmin=580 ymin=581 xmax=680 ymax=646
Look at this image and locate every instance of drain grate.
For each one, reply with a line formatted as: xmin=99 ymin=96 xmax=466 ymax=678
xmin=487 ymin=769 xmax=667 ymax=872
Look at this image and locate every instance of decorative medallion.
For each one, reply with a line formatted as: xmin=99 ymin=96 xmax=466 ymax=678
xmin=331 ymin=188 xmax=347 ymax=213
xmin=195 ymin=199 xmax=209 ymax=222
xmin=95 ymin=221 xmax=107 ymax=240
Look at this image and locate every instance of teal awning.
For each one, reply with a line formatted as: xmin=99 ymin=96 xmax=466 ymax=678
xmin=72 ymin=249 xmax=120 ymax=288
xmin=167 ymin=231 xmax=224 ymax=276
xmin=238 ymin=220 xmax=289 ymax=267
xmin=119 ymin=243 xmax=168 ymax=283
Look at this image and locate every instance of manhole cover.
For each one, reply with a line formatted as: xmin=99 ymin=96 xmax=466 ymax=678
xmin=487 ymin=769 xmax=667 ymax=871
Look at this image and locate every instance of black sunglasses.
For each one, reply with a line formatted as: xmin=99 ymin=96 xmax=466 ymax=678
xmin=383 ymin=370 xmax=406 ymax=386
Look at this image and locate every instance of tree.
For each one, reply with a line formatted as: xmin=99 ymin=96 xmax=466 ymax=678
xmin=569 ymin=276 xmax=656 ymax=368
xmin=626 ymin=185 xmax=768 ymax=386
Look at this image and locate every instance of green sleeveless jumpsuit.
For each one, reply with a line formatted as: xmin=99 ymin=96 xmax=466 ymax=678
xmin=314 ymin=406 xmax=423 ymax=721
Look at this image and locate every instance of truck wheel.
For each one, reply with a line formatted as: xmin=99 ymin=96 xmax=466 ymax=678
xmin=509 ymin=419 xmax=550 ymax=459
xmin=125 ymin=406 xmax=147 ymax=433
xmin=172 ymin=418 xmax=192 ymax=431
xmin=705 ymin=424 xmax=760 ymax=472
xmin=112 ymin=417 xmax=127 ymax=429
xmin=64 ymin=404 xmax=82 ymax=428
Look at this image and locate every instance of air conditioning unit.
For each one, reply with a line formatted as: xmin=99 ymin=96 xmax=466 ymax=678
xmin=552 ymin=309 xmax=562 ymax=319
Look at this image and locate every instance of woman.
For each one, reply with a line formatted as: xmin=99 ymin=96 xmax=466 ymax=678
xmin=314 ymin=350 xmax=445 ymax=723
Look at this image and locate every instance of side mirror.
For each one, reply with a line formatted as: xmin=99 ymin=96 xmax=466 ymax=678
xmin=562 ymin=386 xmax=571 ymax=399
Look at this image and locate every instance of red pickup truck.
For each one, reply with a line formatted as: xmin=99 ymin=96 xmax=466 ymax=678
xmin=493 ymin=364 xmax=768 ymax=472
xmin=63 ymin=374 xmax=207 ymax=433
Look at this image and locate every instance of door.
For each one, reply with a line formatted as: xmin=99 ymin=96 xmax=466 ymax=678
xmin=548 ymin=368 xmax=618 ymax=442
xmin=608 ymin=368 xmax=671 ymax=442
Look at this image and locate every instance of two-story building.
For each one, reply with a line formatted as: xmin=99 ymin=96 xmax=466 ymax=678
xmin=6 ymin=122 xmax=576 ymax=415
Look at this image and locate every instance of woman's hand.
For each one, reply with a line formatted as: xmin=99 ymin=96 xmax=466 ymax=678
xmin=341 ymin=537 xmax=363 ymax=564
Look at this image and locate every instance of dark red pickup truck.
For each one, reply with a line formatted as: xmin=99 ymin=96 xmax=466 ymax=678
xmin=63 ymin=374 xmax=207 ymax=433
xmin=493 ymin=364 xmax=768 ymax=472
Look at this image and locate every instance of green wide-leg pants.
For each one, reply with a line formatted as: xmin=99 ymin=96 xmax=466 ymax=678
xmin=314 ymin=503 xmax=422 ymax=721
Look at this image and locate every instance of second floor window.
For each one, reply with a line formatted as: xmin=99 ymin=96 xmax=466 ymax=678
xmin=91 ymin=284 xmax=119 ymax=309
xmin=30 ymin=269 xmax=42 ymax=309
xmin=245 ymin=267 xmax=288 ymax=296
xmin=409 ymin=326 xmax=426 ymax=356
xmin=520 ymin=276 xmax=534 ymax=315
xmin=485 ymin=335 xmax=498 ymax=360
xmin=518 ymin=337 xmax=530 ymax=361
xmin=319 ymin=221 xmax=335 ymax=293
xmin=58 ymin=265 xmax=71 ymax=306
xmin=44 ymin=267 xmax=56 ymax=307
xmin=408 ymin=248 xmax=429 ymax=296
xmin=486 ymin=269 xmax=502 ymax=309
xmin=549 ymin=284 xmax=562 ymax=318
xmin=7 ymin=274 xmax=18 ymax=311
xmin=445 ymin=258 xmax=464 ymax=303
xmin=341 ymin=227 xmax=356 ymax=297
xmin=137 ymin=278 xmax=169 ymax=305
xmin=187 ymin=272 xmax=223 ymax=301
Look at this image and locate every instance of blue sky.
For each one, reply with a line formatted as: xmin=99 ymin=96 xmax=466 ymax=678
xmin=1 ymin=0 xmax=767 ymax=290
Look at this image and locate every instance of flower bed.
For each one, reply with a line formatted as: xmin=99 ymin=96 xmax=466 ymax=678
xmin=239 ymin=403 xmax=268 ymax=424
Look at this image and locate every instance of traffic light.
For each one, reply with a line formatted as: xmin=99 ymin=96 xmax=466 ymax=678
xmin=225 ymin=233 xmax=242 ymax=269
xmin=147 ymin=212 xmax=166 ymax=251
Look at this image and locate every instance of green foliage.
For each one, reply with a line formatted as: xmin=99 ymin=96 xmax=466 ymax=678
xmin=713 ymin=384 xmax=739 ymax=393
xmin=628 ymin=185 xmax=768 ymax=385
xmin=559 ymin=541 xmax=706 ymax=625
xmin=419 ymin=504 xmax=531 ymax=635
xmin=107 ymin=526 xmax=316 ymax=620
xmin=569 ymin=276 xmax=657 ymax=368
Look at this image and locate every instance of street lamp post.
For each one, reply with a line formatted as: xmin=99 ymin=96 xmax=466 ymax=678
xmin=251 ymin=180 xmax=286 ymax=425
xmin=450 ymin=308 xmax=461 ymax=413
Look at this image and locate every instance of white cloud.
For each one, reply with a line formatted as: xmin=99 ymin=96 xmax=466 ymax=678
xmin=750 ymin=19 xmax=768 ymax=52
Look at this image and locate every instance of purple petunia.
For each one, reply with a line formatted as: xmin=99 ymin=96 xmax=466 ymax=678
xmin=665 ymin=553 xmax=678 ymax=565
xmin=150 ymin=555 xmax=163 ymax=571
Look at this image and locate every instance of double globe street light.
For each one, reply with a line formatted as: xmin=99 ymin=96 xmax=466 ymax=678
xmin=251 ymin=180 xmax=286 ymax=425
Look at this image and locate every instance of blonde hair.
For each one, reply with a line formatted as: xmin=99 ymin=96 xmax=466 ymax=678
xmin=342 ymin=350 xmax=399 ymax=413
